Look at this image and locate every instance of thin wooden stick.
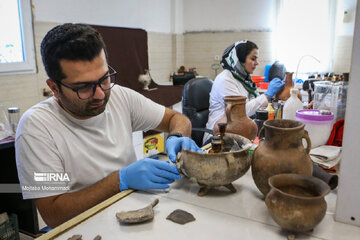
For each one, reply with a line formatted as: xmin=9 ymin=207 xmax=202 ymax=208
xmin=36 ymin=190 xmax=133 ymax=240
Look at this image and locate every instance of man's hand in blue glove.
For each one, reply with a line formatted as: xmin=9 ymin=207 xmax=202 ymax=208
xmin=264 ymin=77 xmax=285 ymax=99
xmin=119 ymin=158 xmax=180 ymax=191
xmin=166 ymin=136 xmax=203 ymax=163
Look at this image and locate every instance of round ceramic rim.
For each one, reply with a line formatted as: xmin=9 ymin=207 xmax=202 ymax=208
xmin=263 ymin=119 xmax=304 ymax=132
xmin=268 ymin=173 xmax=330 ymax=200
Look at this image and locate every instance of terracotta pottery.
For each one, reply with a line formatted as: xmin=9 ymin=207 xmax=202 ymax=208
xmin=276 ymin=72 xmax=294 ymax=101
xmin=223 ymin=96 xmax=258 ymax=141
xmin=265 ymin=173 xmax=330 ymax=233
xmin=251 ymin=119 xmax=313 ymax=196
xmin=177 ymin=133 xmax=252 ymax=196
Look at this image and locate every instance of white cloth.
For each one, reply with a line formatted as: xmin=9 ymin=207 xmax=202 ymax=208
xmin=203 ymin=70 xmax=268 ymax=143
xmin=310 ymin=145 xmax=342 ymax=169
xmin=15 ymin=85 xmax=165 ymax=199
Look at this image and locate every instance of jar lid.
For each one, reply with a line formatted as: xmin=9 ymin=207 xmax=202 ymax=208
xmin=256 ymin=110 xmax=268 ymax=120
xmin=8 ymin=107 xmax=19 ymax=113
xmin=296 ymin=109 xmax=334 ymax=121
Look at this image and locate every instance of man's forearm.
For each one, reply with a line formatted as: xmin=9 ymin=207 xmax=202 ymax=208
xmin=167 ymin=112 xmax=191 ymax=137
xmin=156 ymin=108 xmax=191 ymax=137
xmin=36 ymin=171 xmax=120 ymax=228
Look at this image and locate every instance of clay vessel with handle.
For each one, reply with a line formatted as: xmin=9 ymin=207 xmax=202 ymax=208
xmin=252 ymin=119 xmax=313 ymax=196
xmin=276 ymin=72 xmax=294 ymax=101
xmin=223 ymin=96 xmax=258 ymax=141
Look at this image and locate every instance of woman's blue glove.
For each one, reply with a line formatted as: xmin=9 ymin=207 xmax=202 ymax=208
xmin=119 ymin=158 xmax=180 ymax=191
xmin=265 ymin=77 xmax=285 ymax=99
xmin=166 ymin=136 xmax=203 ymax=163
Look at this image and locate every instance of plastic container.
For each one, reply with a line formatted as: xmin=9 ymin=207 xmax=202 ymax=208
xmin=296 ymin=109 xmax=334 ymax=149
xmin=265 ymin=103 xmax=275 ymax=120
xmin=259 ymin=82 xmax=270 ymax=89
xmin=283 ymin=88 xmax=303 ymax=120
xmin=313 ymin=81 xmax=339 ymax=120
xmin=8 ymin=107 xmax=20 ymax=136
xmin=252 ymin=76 xmax=266 ymax=87
xmin=264 ymin=64 xmax=272 ymax=82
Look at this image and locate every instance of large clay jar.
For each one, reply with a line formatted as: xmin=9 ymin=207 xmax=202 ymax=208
xmin=223 ymin=96 xmax=258 ymax=141
xmin=265 ymin=173 xmax=330 ymax=233
xmin=276 ymin=72 xmax=293 ymax=101
xmin=251 ymin=119 xmax=313 ymax=196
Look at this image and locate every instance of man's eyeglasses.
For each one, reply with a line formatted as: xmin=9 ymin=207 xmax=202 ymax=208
xmin=55 ymin=65 xmax=117 ymax=100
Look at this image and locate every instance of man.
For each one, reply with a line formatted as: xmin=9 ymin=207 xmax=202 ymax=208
xmin=15 ymin=23 xmax=201 ymax=228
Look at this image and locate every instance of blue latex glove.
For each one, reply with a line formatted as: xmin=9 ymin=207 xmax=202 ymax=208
xmin=264 ymin=77 xmax=285 ymax=99
xmin=119 ymin=158 xmax=180 ymax=191
xmin=166 ymin=136 xmax=203 ymax=163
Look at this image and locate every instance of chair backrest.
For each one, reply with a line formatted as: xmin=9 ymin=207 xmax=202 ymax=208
xmin=182 ymin=77 xmax=213 ymax=146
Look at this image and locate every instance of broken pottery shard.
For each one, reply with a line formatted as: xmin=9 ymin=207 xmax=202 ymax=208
xmin=93 ymin=235 xmax=102 ymax=240
xmin=67 ymin=235 xmax=82 ymax=240
xmin=166 ymin=209 xmax=196 ymax=225
xmin=116 ymin=199 xmax=159 ymax=224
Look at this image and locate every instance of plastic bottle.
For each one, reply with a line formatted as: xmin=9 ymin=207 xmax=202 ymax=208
xmin=283 ymin=88 xmax=303 ymax=120
xmin=265 ymin=103 xmax=275 ymax=120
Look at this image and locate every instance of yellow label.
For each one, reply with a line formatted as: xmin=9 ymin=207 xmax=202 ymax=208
xmin=143 ymin=133 xmax=164 ymax=156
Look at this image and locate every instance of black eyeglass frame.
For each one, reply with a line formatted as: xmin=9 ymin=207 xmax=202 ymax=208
xmin=54 ymin=65 xmax=117 ymax=100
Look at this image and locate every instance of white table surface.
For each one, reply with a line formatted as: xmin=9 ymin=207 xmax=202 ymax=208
xmin=56 ymin=169 xmax=360 ymax=240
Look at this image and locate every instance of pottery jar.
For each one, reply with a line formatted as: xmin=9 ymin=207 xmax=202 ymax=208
xmin=265 ymin=173 xmax=330 ymax=233
xmin=276 ymin=72 xmax=294 ymax=101
xmin=223 ymin=96 xmax=258 ymax=141
xmin=251 ymin=119 xmax=313 ymax=196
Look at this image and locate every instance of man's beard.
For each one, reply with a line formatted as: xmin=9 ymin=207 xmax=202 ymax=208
xmin=58 ymin=91 xmax=111 ymax=118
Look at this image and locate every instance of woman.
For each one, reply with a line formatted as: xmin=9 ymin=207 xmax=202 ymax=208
xmin=203 ymin=40 xmax=284 ymax=143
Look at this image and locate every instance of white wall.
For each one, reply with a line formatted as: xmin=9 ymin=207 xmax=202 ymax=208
xmin=183 ymin=0 xmax=276 ymax=32
xmin=33 ymin=0 xmax=182 ymax=34
xmin=335 ymin=0 xmax=360 ymax=227
xmin=335 ymin=0 xmax=357 ymax=36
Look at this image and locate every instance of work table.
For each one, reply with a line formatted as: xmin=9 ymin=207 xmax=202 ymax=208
xmin=41 ymin=169 xmax=360 ymax=240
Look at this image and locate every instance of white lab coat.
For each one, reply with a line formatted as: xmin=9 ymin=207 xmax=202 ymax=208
xmin=203 ymin=70 xmax=268 ymax=143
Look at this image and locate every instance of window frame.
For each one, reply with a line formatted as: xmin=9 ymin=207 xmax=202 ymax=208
xmin=0 ymin=0 xmax=36 ymax=75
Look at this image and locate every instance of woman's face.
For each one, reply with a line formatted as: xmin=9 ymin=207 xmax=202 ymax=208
xmin=244 ymin=48 xmax=259 ymax=74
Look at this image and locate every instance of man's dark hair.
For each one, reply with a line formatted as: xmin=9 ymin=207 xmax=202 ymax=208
xmin=40 ymin=23 xmax=108 ymax=82
xmin=236 ymin=40 xmax=258 ymax=63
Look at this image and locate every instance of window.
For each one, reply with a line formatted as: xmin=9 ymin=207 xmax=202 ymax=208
xmin=274 ymin=0 xmax=337 ymax=78
xmin=0 ymin=0 xmax=36 ymax=75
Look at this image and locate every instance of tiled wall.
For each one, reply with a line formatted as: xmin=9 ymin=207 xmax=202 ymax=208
xmin=183 ymin=31 xmax=274 ymax=80
xmin=333 ymin=36 xmax=353 ymax=74
xmin=148 ymin=33 xmax=184 ymax=84
xmin=0 ymin=23 xmax=354 ymax=116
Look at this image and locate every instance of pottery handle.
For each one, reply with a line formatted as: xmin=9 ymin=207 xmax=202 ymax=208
xmin=225 ymin=103 xmax=232 ymax=122
xmin=259 ymin=126 xmax=265 ymax=141
xmin=302 ymin=130 xmax=311 ymax=154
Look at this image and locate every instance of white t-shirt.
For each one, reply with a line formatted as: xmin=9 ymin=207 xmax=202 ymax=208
xmin=203 ymin=70 xmax=268 ymax=143
xmin=15 ymin=85 xmax=165 ymax=199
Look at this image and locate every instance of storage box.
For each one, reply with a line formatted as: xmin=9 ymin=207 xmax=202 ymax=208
xmin=143 ymin=133 xmax=165 ymax=157
xmin=296 ymin=110 xmax=334 ymax=149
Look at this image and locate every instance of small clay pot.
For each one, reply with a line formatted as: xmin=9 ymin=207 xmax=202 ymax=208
xmin=223 ymin=96 xmax=258 ymax=141
xmin=265 ymin=173 xmax=330 ymax=233
xmin=276 ymin=72 xmax=293 ymax=101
